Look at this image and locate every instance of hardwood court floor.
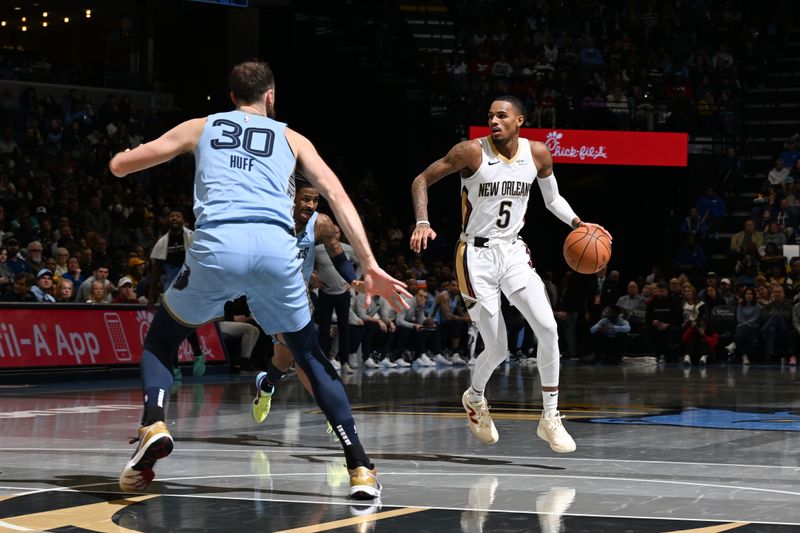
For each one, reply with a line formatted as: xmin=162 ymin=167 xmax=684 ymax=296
xmin=1 ymin=362 xmax=800 ymax=532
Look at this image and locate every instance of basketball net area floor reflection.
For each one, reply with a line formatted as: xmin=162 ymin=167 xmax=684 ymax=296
xmin=1 ymin=364 xmax=799 ymax=532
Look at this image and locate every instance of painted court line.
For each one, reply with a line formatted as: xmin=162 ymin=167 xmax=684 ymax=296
xmin=272 ymin=507 xmax=426 ymax=533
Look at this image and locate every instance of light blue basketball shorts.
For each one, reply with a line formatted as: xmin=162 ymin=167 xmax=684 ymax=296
xmin=162 ymin=222 xmax=311 ymax=335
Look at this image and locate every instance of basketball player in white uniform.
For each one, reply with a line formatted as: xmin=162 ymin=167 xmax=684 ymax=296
xmin=410 ymin=95 xmax=611 ymax=452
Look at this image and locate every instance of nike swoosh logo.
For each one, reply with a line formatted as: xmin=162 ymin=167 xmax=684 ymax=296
xmin=488 ymin=160 xmax=501 ymax=165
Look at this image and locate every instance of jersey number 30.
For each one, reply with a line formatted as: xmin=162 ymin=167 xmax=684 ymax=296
xmin=496 ymin=200 xmax=512 ymax=228
xmin=210 ymin=118 xmax=275 ymax=157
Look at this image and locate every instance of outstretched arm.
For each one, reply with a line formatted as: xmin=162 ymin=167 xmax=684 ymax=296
xmin=109 ymin=118 xmax=206 ymax=177
xmin=288 ymin=128 xmax=410 ymax=310
xmin=410 ymin=140 xmax=479 ymax=253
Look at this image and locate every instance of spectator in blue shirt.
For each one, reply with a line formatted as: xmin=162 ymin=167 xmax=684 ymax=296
xmin=680 ymin=207 xmax=710 ymax=239
xmin=4 ymin=237 xmax=31 ymax=277
xmin=779 ymin=136 xmax=799 ymax=171
xmin=695 ymin=186 xmax=727 ymax=235
xmin=579 ymin=37 xmax=605 ymax=71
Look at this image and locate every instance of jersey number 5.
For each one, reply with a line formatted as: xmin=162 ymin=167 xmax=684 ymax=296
xmin=496 ymin=200 xmax=512 ymax=228
xmin=210 ymin=118 xmax=275 ymax=157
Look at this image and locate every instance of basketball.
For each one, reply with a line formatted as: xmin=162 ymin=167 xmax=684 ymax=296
xmin=563 ymin=225 xmax=612 ymax=274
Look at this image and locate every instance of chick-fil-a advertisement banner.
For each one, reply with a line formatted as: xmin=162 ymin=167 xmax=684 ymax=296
xmin=0 ymin=306 xmax=226 ymax=368
xmin=469 ymin=127 xmax=688 ymax=167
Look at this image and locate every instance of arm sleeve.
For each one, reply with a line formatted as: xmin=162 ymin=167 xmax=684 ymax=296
xmin=331 ymin=252 xmax=357 ymax=283
xmin=536 ymin=174 xmax=579 ymax=227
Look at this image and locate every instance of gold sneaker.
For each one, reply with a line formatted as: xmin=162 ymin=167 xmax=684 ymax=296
xmin=536 ymin=411 xmax=576 ymax=453
xmin=349 ymin=465 xmax=381 ymax=500
xmin=119 ymin=421 xmax=174 ymax=491
xmin=462 ymin=389 xmax=499 ymax=444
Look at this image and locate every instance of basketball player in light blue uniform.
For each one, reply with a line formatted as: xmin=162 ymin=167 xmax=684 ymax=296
xmin=110 ymin=60 xmax=409 ymax=500
xmin=251 ymin=175 xmax=362 ymax=425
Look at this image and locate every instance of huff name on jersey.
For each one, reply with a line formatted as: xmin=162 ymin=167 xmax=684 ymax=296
xmin=478 ymin=180 xmax=532 ymax=198
xmin=230 ymin=154 xmax=255 ymax=171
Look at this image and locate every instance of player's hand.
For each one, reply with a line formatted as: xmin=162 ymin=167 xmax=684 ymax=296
xmin=363 ymin=266 xmax=411 ymax=312
xmin=378 ymin=320 xmax=388 ymax=333
xmin=579 ymin=222 xmax=613 ymax=243
xmin=410 ymin=223 xmax=437 ymax=253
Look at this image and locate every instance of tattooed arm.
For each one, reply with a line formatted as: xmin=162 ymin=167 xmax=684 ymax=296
xmin=410 ymin=140 xmax=481 ymax=253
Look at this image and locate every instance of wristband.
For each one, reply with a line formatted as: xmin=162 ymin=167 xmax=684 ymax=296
xmin=416 ymin=220 xmax=430 ymax=226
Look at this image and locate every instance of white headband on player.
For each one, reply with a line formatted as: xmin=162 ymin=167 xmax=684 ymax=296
xmin=537 ymin=173 xmax=579 ymax=227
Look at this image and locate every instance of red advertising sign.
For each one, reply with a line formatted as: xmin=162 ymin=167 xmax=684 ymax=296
xmin=0 ymin=306 xmax=226 ymax=368
xmin=469 ymin=127 xmax=688 ymax=167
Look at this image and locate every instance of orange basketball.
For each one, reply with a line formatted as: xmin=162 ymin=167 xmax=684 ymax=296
xmin=563 ymin=226 xmax=612 ymax=274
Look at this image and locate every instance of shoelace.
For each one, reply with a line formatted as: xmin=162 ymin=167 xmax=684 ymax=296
xmin=546 ymin=415 xmax=570 ymax=439
xmin=476 ymin=401 xmax=493 ymax=429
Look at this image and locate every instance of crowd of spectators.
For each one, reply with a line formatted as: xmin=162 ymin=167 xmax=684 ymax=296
xmin=419 ymin=0 xmax=790 ymax=136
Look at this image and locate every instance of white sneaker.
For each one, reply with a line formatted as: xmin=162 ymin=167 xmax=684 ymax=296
xmin=725 ymin=341 xmax=736 ymax=354
xmin=363 ymin=357 xmax=380 ymax=369
xmin=395 ymin=358 xmax=411 ymax=367
xmin=342 ymin=363 xmax=355 ymax=374
xmin=330 ymin=358 xmax=341 ymax=371
xmin=742 ymin=354 xmax=750 ymax=366
xmin=699 ymin=355 xmax=708 ymax=365
xmin=434 ymin=353 xmax=454 ymax=366
xmin=520 ymin=357 xmax=537 ymax=367
xmin=537 ymin=411 xmax=576 ymax=453
xmin=683 ymin=354 xmax=692 ymax=366
xmin=348 ymin=353 xmax=361 ymax=369
xmin=461 ymin=389 xmax=498 ymax=444
xmin=378 ymin=357 xmax=397 ymax=368
xmin=466 ymin=356 xmax=476 ymax=366
xmin=450 ymin=354 xmax=467 ymax=366
xmin=419 ymin=354 xmax=436 ymax=367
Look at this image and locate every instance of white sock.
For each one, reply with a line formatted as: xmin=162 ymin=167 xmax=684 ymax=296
xmin=543 ymin=390 xmax=558 ymax=418
xmin=468 ymin=386 xmax=484 ymax=403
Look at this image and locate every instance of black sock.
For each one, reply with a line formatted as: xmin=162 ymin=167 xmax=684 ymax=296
xmin=262 ymin=359 xmax=286 ymax=391
xmin=142 ymin=403 xmax=165 ymax=426
xmin=331 ymin=419 xmax=370 ymax=469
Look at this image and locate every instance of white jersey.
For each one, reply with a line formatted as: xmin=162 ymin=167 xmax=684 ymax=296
xmin=460 ymin=137 xmax=537 ymax=240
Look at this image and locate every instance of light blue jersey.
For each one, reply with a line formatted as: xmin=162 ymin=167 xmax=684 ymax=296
xmin=297 ymin=211 xmax=318 ymax=282
xmin=162 ymin=110 xmax=311 ymax=334
xmin=193 ymin=111 xmax=296 ymax=231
